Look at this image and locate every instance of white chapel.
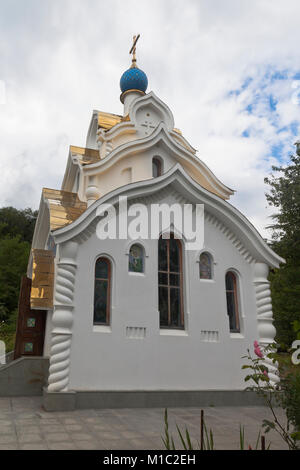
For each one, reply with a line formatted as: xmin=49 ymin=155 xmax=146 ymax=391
xmin=14 ymin=37 xmax=284 ymax=410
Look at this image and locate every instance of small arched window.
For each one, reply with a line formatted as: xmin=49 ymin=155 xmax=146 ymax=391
xmin=225 ymin=271 xmax=240 ymax=333
xmin=158 ymin=234 xmax=184 ymax=329
xmin=94 ymin=257 xmax=111 ymax=325
xmin=129 ymin=244 xmax=145 ymax=273
xmin=199 ymin=252 xmax=213 ymax=279
xmin=152 ymin=157 xmax=162 ymax=178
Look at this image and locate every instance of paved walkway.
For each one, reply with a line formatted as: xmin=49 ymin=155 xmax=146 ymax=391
xmin=0 ymin=397 xmax=288 ymax=450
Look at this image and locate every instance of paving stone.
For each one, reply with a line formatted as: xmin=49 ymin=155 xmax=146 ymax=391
xmin=45 ymin=432 xmax=72 ymax=442
xmin=82 ymin=417 xmax=104 ymax=424
xmin=39 ymin=424 xmax=64 ymax=433
xmin=0 ymin=434 xmax=17 ymax=444
xmin=48 ymin=442 xmax=77 ymax=450
xmin=15 ymin=412 xmax=38 ymax=420
xmin=148 ymin=437 xmax=165 ymax=450
xmin=15 ymin=419 xmax=40 ymax=426
xmin=0 ymin=419 xmax=12 ymax=426
xmin=100 ymin=439 xmax=135 ymax=450
xmin=71 ymin=432 xmax=94 ymax=441
xmin=0 ymin=425 xmax=15 ymax=435
xmin=95 ymin=431 xmax=123 ymax=440
xmin=59 ymin=418 xmax=79 ymax=425
xmin=18 ymin=433 xmax=43 ymax=443
xmin=0 ymin=443 xmax=19 ymax=450
xmin=38 ymin=419 xmax=61 ymax=426
xmin=0 ymin=398 xmax=11 ymax=410
xmin=88 ymin=424 xmax=109 ymax=432
xmin=74 ymin=440 xmax=102 ymax=450
xmin=0 ymin=397 xmax=289 ymax=450
xmin=16 ymin=426 xmax=42 ymax=435
xmin=120 ymin=431 xmax=147 ymax=440
xmin=64 ymin=424 xmax=85 ymax=432
xmin=19 ymin=443 xmax=49 ymax=450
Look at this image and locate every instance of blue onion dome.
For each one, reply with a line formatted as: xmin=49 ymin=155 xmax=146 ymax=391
xmin=120 ymin=66 xmax=148 ymax=94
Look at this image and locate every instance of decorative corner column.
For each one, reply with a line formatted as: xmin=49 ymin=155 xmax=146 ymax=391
xmin=85 ymin=176 xmax=100 ymax=207
xmin=48 ymin=241 xmax=78 ymax=392
xmin=254 ymin=262 xmax=280 ymax=385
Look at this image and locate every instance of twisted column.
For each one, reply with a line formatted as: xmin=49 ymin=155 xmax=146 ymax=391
xmin=48 ymin=241 xmax=78 ymax=392
xmin=254 ymin=263 xmax=280 ymax=386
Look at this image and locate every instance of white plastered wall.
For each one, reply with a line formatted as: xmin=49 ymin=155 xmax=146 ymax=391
xmin=61 ymin=193 xmax=258 ymax=392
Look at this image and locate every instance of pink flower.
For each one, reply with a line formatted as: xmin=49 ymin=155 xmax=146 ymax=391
xmin=253 ymin=340 xmax=263 ymax=358
xmin=254 ymin=346 xmax=263 ymax=358
xmin=263 ymin=370 xmax=268 ymax=377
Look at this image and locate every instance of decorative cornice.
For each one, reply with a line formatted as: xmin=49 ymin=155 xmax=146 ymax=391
xmin=52 ymin=164 xmax=284 ymax=268
xmin=83 ymin=122 xmax=233 ymax=200
xmin=204 ymin=212 xmax=256 ymax=264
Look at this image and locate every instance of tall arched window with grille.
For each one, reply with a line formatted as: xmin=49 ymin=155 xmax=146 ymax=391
xmin=93 ymin=257 xmax=111 ymax=325
xmin=225 ymin=271 xmax=240 ymax=333
xmin=158 ymin=234 xmax=184 ymax=329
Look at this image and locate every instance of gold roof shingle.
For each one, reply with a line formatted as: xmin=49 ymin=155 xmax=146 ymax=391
xmin=70 ymin=145 xmax=100 ymax=165
xmin=98 ymin=111 xmax=122 ymax=130
xmin=30 ymin=249 xmax=54 ymax=310
xmin=43 ymin=188 xmax=87 ymax=231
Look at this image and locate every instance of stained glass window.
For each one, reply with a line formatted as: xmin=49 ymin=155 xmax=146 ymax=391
xmin=94 ymin=258 xmax=111 ymax=325
xmin=200 ymin=252 xmax=212 ymax=279
xmin=129 ymin=244 xmax=144 ymax=273
xmin=24 ymin=342 xmax=33 ymax=353
xmin=225 ymin=271 xmax=240 ymax=333
xmin=27 ymin=318 xmax=36 ymax=328
xmin=158 ymin=234 xmax=184 ymax=329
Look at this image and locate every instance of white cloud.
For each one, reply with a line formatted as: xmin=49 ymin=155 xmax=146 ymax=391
xmin=0 ymin=0 xmax=299 ymax=238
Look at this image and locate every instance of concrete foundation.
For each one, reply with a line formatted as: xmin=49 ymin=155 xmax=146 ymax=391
xmin=43 ymin=388 xmax=265 ymax=411
xmin=0 ymin=357 xmax=49 ymax=396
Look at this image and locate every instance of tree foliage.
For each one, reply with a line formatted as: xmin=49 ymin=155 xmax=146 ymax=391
xmin=0 ymin=207 xmax=38 ymax=243
xmin=0 ymin=236 xmax=31 ymax=321
xmin=264 ymin=153 xmax=300 ymax=349
xmin=0 ymin=207 xmax=37 ymax=323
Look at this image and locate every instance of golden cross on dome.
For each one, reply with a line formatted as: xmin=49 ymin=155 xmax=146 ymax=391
xmin=129 ymin=34 xmax=140 ymax=68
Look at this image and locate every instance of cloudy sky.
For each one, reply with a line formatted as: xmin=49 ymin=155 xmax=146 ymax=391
xmin=0 ymin=0 xmax=299 ymax=238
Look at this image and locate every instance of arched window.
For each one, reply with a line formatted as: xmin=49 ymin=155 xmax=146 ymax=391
xmin=152 ymin=157 xmax=162 ymax=177
xmin=94 ymin=257 xmax=111 ymax=325
xmin=129 ymin=244 xmax=145 ymax=273
xmin=225 ymin=271 xmax=240 ymax=333
xmin=199 ymin=252 xmax=213 ymax=279
xmin=158 ymin=234 xmax=184 ymax=329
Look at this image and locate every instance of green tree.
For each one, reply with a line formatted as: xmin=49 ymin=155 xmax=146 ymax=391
xmin=0 ymin=236 xmax=30 ymax=322
xmin=264 ymin=152 xmax=300 ymax=349
xmin=0 ymin=207 xmax=38 ymax=243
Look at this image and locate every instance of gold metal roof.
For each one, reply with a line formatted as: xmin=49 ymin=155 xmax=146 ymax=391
xmin=30 ymin=249 xmax=54 ymax=310
xmin=173 ymin=128 xmax=182 ymax=135
xmin=98 ymin=111 xmax=122 ymax=130
xmin=70 ymin=145 xmax=100 ymax=165
xmin=43 ymin=188 xmax=87 ymax=231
